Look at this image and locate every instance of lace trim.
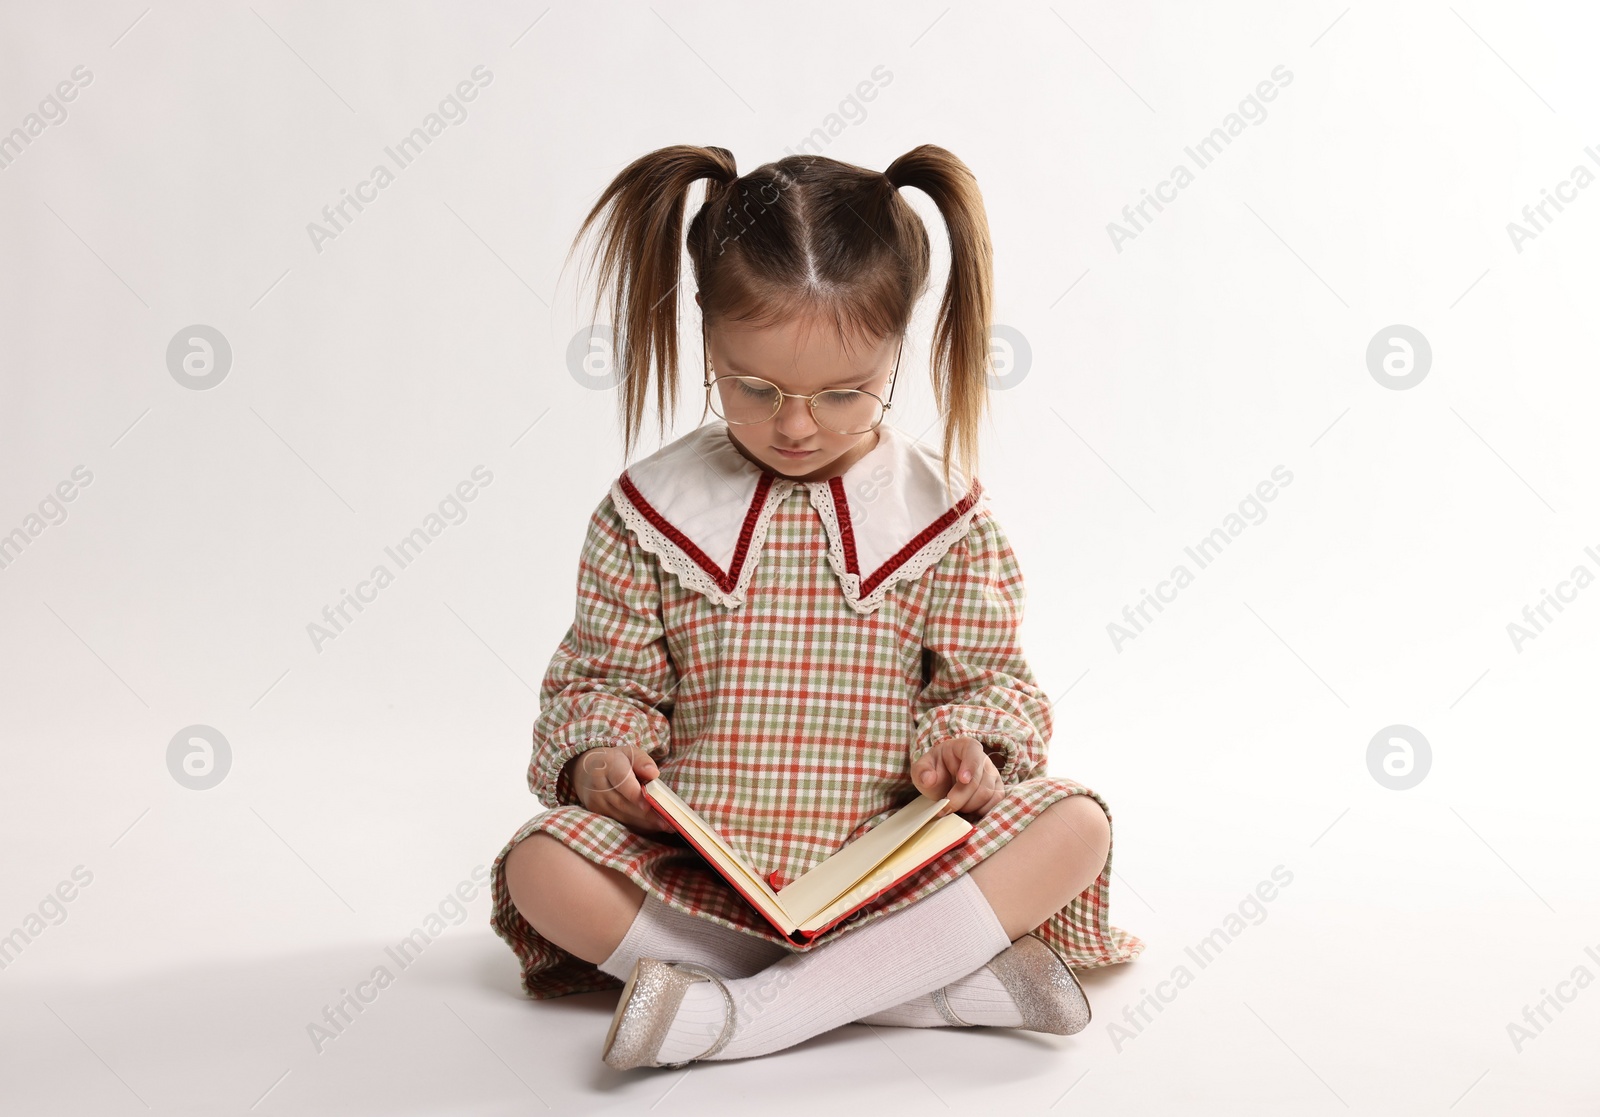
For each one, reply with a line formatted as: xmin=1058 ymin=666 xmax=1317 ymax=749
xmin=608 ymin=477 xmax=792 ymax=610
xmin=809 ymin=482 xmax=989 ymax=615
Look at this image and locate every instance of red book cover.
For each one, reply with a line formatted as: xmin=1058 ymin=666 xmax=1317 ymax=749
xmin=641 ymin=781 xmax=972 ymax=945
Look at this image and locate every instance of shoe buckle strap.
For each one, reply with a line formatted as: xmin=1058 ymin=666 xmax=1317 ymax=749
xmin=931 ymin=985 xmax=971 ymax=1028
xmin=663 ymin=962 xmax=738 ymax=1065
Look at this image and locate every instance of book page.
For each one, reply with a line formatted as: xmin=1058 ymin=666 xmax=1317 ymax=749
xmin=642 ymin=779 xmax=792 ymax=926
xmin=797 ymin=812 xmax=973 ymax=934
xmin=775 ymin=794 xmax=949 ymax=924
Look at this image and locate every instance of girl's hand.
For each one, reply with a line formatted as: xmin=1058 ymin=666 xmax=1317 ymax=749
xmin=563 ymin=745 xmax=676 ymax=835
xmin=909 ymin=737 xmax=1005 ymax=819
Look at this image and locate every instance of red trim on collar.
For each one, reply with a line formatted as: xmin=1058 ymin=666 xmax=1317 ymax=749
xmin=826 ymin=476 xmax=860 ymax=576
xmin=617 ymin=470 xmax=775 ymax=593
xmin=831 ymin=476 xmax=986 ymax=598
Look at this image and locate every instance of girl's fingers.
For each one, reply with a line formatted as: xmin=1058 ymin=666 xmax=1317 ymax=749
xmin=983 ymin=784 xmax=1005 ymax=816
xmin=579 ymin=746 xmax=637 ymax=798
xmin=951 ymin=769 xmax=1003 ymax=819
xmin=629 ymin=745 xmax=661 ymax=782
xmin=956 ymin=737 xmax=986 ymax=779
xmin=620 ymin=790 xmax=669 ymax=832
xmin=601 ymin=792 xmax=666 ymax=833
xmin=577 ymin=760 xmax=668 ymax=832
xmin=942 ymin=748 xmax=968 ymax=792
xmin=942 ymin=776 xmax=982 ymax=816
xmin=927 ymin=743 xmax=990 ymax=815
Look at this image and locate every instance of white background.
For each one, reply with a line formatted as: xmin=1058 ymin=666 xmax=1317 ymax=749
xmin=1 ymin=1 xmax=1596 ymax=1113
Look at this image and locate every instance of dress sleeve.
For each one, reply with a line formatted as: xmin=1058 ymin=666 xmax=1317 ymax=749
xmin=909 ymin=506 xmax=1052 ymax=785
xmin=528 ymin=493 xmax=679 ymax=810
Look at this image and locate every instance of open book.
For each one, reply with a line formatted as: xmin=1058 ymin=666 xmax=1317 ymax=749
xmin=641 ymin=777 xmax=974 ymax=944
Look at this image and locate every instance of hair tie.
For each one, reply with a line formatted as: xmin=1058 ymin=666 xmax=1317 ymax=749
xmin=703 ymin=146 xmax=738 ymax=188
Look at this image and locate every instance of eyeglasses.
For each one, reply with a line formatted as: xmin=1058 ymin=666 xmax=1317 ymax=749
xmin=701 ymin=318 xmax=902 ymax=436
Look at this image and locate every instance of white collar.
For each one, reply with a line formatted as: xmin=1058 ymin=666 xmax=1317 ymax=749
xmin=609 ymin=421 xmax=987 ymax=614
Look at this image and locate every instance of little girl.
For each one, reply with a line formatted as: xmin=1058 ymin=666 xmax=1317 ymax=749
xmin=491 ymin=143 xmax=1143 ymax=1068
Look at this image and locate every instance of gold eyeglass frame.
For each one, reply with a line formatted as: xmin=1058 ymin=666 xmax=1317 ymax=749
xmin=700 ymin=313 xmax=903 ymax=436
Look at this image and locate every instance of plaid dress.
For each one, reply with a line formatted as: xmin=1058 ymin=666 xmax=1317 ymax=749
xmin=490 ymin=421 xmax=1144 ymax=998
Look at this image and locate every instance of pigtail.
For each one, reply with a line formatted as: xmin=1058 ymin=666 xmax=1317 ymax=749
xmin=563 ymin=142 xmax=996 ymax=496
xmin=882 ymin=146 xmax=995 ymax=497
xmin=564 ymin=145 xmax=738 ymax=460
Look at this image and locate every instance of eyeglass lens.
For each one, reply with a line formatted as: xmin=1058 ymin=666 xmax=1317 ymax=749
xmin=709 ymin=377 xmax=883 ymax=435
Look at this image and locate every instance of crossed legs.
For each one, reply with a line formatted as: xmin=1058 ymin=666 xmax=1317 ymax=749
xmin=505 ymin=792 xmax=1111 ymax=971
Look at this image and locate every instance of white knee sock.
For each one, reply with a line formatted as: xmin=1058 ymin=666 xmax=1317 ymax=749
xmin=598 ymin=892 xmax=791 ymax=981
xmin=598 ymin=887 xmax=1016 ymax=1026
xmin=657 ymin=872 xmax=1012 ymax=1062
xmin=855 ymin=963 xmax=1024 ymax=1027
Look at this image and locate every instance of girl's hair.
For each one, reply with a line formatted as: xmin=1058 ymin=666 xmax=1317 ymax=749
xmin=564 ymin=144 xmax=995 ymax=494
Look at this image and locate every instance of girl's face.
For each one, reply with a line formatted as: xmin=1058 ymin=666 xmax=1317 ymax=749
xmin=699 ymin=297 xmax=899 ymax=483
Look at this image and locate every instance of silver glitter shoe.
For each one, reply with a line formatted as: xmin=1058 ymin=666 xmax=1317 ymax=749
xmin=930 ymin=932 xmax=1092 ymax=1035
xmin=600 ymin=957 xmax=736 ymax=1070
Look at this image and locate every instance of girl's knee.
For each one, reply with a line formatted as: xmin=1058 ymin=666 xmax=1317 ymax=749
xmin=504 ymin=833 xmax=580 ymax=919
xmin=1046 ymin=795 xmax=1111 ymax=863
xmin=506 ymin=831 xmax=561 ymax=874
